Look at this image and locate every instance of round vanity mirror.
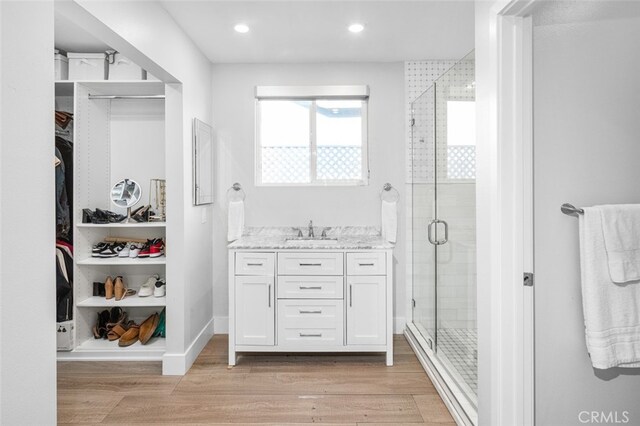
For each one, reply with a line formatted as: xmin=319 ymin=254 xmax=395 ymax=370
xmin=111 ymin=178 xmax=142 ymax=222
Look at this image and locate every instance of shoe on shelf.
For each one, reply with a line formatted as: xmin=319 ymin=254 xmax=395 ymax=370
xmin=139 ymin=312 xmax=160 ymax=345
xmin=118 ymin=323 xmax=140 ymax=347
xmin=154 ymin=278 xmax=166 ymax=297
xmin=92 ymin=309 xmax=110 ymax=339
xmin=97 ymin=243 xmax=125 ymax=258
xmin=105 ymin=307 xmax=128 ymax=338
xmin=139 ymin=274 xmax=160 ymax=297
xmin=114 ymin=276 xmax=136 ymax=301
xmin=153 ymin=308 xmax=166 ymax=338
xmin=95 ymin=208 xmax=126 ymax=223
xmin=149 ymin=239 xmax=165 ymax=258
xmin=93 ymin=281 xmax=106 ymax=297
xmin=131 ymin=205 xmax=151 ymax=222
xmin=137 ymin=241 xmax=151 ymax=258
xmin=128 ymin=243 xmax=141 ymax=258
xmin=91 ymin=242 xmax=109 ymax=257
xmin=118 ymin=243 xmax=133 ymax=258
xmin=104 ymin=276 xmax=114 ymax=300
xmin=107 ymin=320 xmax=133 ymax=342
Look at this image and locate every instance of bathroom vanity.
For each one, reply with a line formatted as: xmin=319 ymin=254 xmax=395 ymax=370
xmin=228 ymin=227 xmax=394 ymax=366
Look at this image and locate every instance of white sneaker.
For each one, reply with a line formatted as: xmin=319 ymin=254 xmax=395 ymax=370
xmin=118 ymin=242 xmax=133 ymax=258
xmin=139 ymin=274 xmax=160 ymax=297
xmin=154 ymin=278 xmax=166 ymax=297
xmin=129 ymin=243 xmax=141 ymax=258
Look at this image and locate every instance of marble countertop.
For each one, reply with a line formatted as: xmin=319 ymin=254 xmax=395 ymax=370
xmin=228 ymin=226 xmax=395 ymax=250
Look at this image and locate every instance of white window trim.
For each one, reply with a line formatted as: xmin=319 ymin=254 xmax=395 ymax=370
xmin=254 ymin=86 xmax=369 ymax=187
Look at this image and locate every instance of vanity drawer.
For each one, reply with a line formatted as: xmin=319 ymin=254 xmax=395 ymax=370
xmin=277 ymin=276 xmax=343 ymax=299
xmin=346 ymin=252 xmax=386 ymax=275
xmin=277 ymin=252 xmax=343 ymax=275
xmin=277 ymin=299 xmax=344 ymax=347
xmin=235 ymin=252 xmax=275 ymax=275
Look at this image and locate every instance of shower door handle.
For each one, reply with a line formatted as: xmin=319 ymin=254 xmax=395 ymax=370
xmin=428 ymin=219 xmax=448 ymax=245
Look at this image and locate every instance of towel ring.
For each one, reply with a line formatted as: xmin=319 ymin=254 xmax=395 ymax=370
xmin=380 ymin=182 xmax=399 ymax=202
xmin=226 ymin=182 xmax=245 ymax=202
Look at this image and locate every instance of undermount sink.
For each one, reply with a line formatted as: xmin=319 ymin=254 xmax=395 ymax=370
xmin=285 ymin=237 xmax=339 ymax=245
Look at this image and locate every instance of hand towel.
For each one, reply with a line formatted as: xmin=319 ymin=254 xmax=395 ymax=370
xmin=381 ymin=200 xmax=397 ymax=243
xmin=227 ymin=200 xmax=244 ymax=242
xmin=598 ymin=204 xmax=640 ymax=283
xmin=578 ymin=207 xmax=640 ymax=369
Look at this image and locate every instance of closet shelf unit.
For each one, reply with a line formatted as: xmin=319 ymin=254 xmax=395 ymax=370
xmin=77 ymin=296 xmax=166 ymax=308
xmin=58 ymin=337 xmax=166 ymax=361
xmin=56 ymin=80 xmax=168 ymax=362
xmin=77 ymin=222 xmax=166 ymax=228
xmin=77 ymin=257 xmax=166 ymax=266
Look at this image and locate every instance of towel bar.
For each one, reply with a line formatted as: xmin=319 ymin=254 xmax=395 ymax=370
xmin=561 ymin=203 xmax=584 ymax=217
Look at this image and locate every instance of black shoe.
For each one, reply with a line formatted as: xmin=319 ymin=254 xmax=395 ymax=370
xmin=132 ymin=205 xmax=150 ymax=222
xmin=97 ymin=243 xmax=125 ymax=258
xmin=96 ymin=208 xmax=126 ymax=223
xmin=93 ymin=281 xmax=106 ymax=297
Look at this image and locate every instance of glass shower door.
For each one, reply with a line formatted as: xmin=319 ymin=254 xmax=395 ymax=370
xmin=410 ymin=50 xmax=477 ymax=421
xmin=411 ymin=85 xmax=437 ymax=350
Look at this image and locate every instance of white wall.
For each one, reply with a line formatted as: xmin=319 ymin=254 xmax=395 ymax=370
xmin=533 ymin=3 xmax=640 ymax=424
xmin=0 ymin=1 xmax=57 ymax=424
xmin=211 ymin=63 xmax=405 ymax=332
xmin=64 ymin=0 xmax=214 ymax=373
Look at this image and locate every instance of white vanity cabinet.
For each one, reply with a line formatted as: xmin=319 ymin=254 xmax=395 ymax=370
xmin=228 ymin=248 xmax=393 ymax=366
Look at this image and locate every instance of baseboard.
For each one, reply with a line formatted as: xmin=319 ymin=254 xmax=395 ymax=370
xmin=213 ymin=316 xmax=405 ymax=335
xmin=162 ymin=318 xmax=214 ymax=375
xmin=213 ymin=316 xmax=229 ymax=334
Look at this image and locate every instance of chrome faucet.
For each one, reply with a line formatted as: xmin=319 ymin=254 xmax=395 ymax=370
xmin=308 ymin=220 xmax=314 ymax=238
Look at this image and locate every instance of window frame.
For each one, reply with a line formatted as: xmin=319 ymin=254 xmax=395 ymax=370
xmin=254 ymin=86 xmax=369 ymax=187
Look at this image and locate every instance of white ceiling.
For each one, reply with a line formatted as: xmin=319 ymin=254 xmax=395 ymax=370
xmin=160 ymin=1 xmax=475 ymax=63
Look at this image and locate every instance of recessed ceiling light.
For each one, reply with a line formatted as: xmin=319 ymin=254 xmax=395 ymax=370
xmin=348 ymin=23 xmax=364 ymax=33
xmin=234 ymin=24 xmax=250 ymax=34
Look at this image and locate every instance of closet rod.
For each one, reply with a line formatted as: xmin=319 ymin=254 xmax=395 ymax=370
xmin=88 ymin=95 xmax=165 ymax=100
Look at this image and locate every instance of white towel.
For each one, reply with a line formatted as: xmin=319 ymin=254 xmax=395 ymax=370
xmin=598 ymin=204 xmax=640 ymax=283
xmin=381 ymin=200 xmax=397 ymax=243
xmin=578 ymin=207 xmax=640 ymax=369
xmin=227 ymin=200 xmax=244 ymax=242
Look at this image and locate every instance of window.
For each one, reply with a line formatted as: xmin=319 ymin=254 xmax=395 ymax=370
xmin=255 ymin=86 xmax=368 ymax=186
xmin=446 ymin=100 xmax=476 ymax=180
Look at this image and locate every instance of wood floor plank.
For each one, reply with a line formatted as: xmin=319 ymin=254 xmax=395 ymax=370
xmin=57 ymin=391 xmax=124 ymax=424
xmin=174 ymin=371 xmax=435 ymax=395
xmin=102 ymin=394 xmax=424 ymax=423
xmin=57 ymin=375 xmax=181 ymax=395
xmin=57 ymin=361 xmax=162 ymax=376
xmin=412 ymin=395 xmax=455 ymax=424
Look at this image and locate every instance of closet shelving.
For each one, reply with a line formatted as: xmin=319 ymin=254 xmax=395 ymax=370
xmin=56 ymin=79 xmax=168 ymax=361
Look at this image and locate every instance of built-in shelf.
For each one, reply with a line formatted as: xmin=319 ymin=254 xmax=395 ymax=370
xmin=57 ymin=337 xmax=166 ymax=361
xmin=77 ymin=222 xmax=166 ymax=228
xmin=77 ymin=296 xmax=166 ymax=308
xmin=77 ymin=257 xmax=166 ymax=266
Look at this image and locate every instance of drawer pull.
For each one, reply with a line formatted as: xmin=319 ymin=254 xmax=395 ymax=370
xmin=299 ymin=286 xmax=322 ymax=290
xmin=247 ymin=262 xmax=264 ymax=266
xmin=358 ymin=263 xmax=375 ymax=266
xmin=268 ymin=284 xmax=271 ymax=307
xmin=299 ymin=263 xmax=322 ymax=267
xmin=299 ymin=333 xmax=322 ymax=337
xmin=299 ymin=309 xmax=322 ymax=314
xmin=349 ymin=284 xmax=353 ymax=307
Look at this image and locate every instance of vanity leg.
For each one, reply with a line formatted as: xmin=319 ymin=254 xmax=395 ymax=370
xmin=228 ymin=347 xmax=236 ymax=366
xmin=386 ymin=347 xmax=394 ymax=366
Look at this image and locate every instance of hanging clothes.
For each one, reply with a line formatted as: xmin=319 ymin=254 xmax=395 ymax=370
xmin=55 ymin=137 xmax=73 ymax=217
xmin=56 ymin=245 xmax=73 ymax=322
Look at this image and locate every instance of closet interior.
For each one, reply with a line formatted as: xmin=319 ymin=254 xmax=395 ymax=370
xmin=55 ymin=74 xmax=169 ymax=361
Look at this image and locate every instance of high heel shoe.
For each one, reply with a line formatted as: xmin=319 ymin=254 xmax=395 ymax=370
xmin=104 ymin=276 xmax=114 ymax=300
xmin=114 ymin=276 xmax=136 ymax=301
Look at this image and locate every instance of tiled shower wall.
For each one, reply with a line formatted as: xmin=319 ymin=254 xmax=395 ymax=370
xmin=405 ymin=60 xmax=477 ymax=331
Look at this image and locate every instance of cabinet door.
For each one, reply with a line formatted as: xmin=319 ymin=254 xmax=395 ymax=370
xmin=347 ymin=276 xmax=386 ymax=345
xmin=235 ymin=276 xmax=275 ymax=345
